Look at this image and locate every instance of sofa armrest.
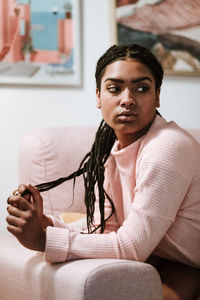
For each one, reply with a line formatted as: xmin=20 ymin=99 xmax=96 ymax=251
xmin=84 ymin=259 xmax=162 ymax=300
xmin=0 ymin=236 xmax=162 ymax=300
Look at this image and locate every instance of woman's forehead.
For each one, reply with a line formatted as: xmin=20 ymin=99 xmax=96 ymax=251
xmin=102 ymin=59 xmax=155 ymax=82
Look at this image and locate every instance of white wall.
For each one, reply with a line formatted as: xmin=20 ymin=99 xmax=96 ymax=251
xmin=1 ymin=0 xmax=200 ymax=234
xmin=160 ymin=75 xmax=200 ymax=128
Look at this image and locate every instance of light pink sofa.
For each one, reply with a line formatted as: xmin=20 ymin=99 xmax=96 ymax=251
xmin=1 ymin=126 xmax=200 ymax=300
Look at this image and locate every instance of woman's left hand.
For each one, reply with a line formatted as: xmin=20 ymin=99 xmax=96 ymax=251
xmin=6 ymin=184 xmax=46 ymax=252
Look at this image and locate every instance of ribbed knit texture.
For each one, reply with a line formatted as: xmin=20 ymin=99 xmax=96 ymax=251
xmin=45 ymin=227 xmax=69 ymax=262
xmin=45 ymin=116 xmax=200 ymax=267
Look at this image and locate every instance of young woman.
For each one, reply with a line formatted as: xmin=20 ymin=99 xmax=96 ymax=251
xmin=7 ymin=44 xmax=200 ymax=299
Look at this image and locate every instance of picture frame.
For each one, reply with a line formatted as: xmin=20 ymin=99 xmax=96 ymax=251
xmin=0 ymin=0 xmax=82 ymax=87
xmin=115 ymin=0 xmax=200 ymax=76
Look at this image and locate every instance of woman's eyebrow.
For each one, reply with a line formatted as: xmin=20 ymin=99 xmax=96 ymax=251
xmin=131 ymin=77 xmax=152 ymax=83
xmin=104 ymin=77 xmax=152 ymax=83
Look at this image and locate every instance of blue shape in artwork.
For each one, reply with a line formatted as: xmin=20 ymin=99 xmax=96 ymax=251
xmin=31 ymin=0 xmax=72 ymax=13
xmin=17 ymin=0 xmax=30 ymax=4
xmin=31 ymin=12 xmax=65 ymax=51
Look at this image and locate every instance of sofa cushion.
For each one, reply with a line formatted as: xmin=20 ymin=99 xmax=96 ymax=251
xmin=60 ymin=212 xmax=87 ymax=231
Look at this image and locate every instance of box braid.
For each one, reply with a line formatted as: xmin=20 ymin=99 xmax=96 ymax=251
xmin=79 ymin=120 xmax=116 ymax=233
xmin=20 ymin=44 xmax=163 ymax=234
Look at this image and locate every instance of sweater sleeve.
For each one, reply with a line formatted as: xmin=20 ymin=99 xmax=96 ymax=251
xmin=45 ymin=130 xmax=197 ymax=263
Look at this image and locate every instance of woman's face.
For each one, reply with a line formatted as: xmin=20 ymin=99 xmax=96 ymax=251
xmin=96 ymin=58 xmax=160 ymax=148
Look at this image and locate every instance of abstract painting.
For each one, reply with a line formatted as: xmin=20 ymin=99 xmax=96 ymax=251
xmin=0 ymin=0 xmax=81 ymax=86
xmin=116 ymin=0 xmax=200 ymax=75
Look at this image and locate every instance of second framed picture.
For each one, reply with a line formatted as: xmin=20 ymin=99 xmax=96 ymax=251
xmin=115 ymin=0 xmax=200 ymax=76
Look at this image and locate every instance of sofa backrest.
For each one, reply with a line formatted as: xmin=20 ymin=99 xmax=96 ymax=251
xmin=18 ymin=127 xmax=97 ymax=217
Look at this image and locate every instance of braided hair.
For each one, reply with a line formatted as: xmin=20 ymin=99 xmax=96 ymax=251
xmin=23 ymin=44 xmax=163 ymax=234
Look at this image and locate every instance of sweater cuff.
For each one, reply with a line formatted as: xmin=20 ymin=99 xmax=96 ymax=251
xmin=45 ymin=226 xmax=69 ymax=263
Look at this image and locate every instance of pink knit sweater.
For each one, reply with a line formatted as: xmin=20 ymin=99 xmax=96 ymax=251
xmin=45 ymin=116 xmax=200 ymax=267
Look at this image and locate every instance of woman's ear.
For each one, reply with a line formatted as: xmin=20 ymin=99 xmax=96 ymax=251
xmin=156 ymin=88 xmax=160 ymax=108
xmin=96 ymin=88 xmax=101 ymax=109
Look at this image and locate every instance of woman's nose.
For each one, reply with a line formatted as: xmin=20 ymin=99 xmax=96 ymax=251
xmin=120 ymin=89 xmax=136 ymax=107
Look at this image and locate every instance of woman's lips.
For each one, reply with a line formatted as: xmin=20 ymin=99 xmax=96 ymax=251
xmin=118 ymin=111 xmax=137 ymax=122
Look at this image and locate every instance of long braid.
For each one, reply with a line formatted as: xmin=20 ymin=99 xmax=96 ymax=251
xmin=79 ymin=120 xmax=116 ymax=233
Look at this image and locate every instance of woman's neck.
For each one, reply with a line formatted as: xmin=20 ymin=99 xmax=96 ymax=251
xmin=116 ymin=117 xmax=156 ymax=150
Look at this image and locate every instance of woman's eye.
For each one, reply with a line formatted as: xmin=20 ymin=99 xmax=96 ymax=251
xmin=136 ymin=86 xmax=149 ymax=93
xmin=107 ymin=86 xmax=120 ymax=93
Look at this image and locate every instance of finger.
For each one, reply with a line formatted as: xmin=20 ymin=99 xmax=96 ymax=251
xmin=7 ymin=195 xmax=20 ymax=208
xmin=7 ymin=205 xmax=23 ymax=218
xmin=18 ymin=184 xmax=31 ymax=202
xmin=8 ymin=190 xmax=20 ymax=208
xmin=27 ymin=184 xmax=42 ymax=205
xmin=8 ymin=196 xmax=31 ymax=211
xmin=9 ymin=189 xmax=22 ymax=206
xmin=8 ymin=194 xmax=20 ymax=206
xmin=18 ymin=184 xmax=27 ymax=194
xmin=7 ymin=224 xmax=22 ymax=237
xmin=6 ymin=214 xmax=24 ymax=227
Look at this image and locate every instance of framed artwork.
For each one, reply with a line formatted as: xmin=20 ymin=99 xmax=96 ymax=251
xmin=0 ymin=0 xmax=81 ymax=86
xmin=115 ymin=0 xmax=200 ymax=76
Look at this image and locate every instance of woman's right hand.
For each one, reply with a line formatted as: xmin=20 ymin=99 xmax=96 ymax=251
xmin=6 ymin=184 xmax=53 ymax=251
